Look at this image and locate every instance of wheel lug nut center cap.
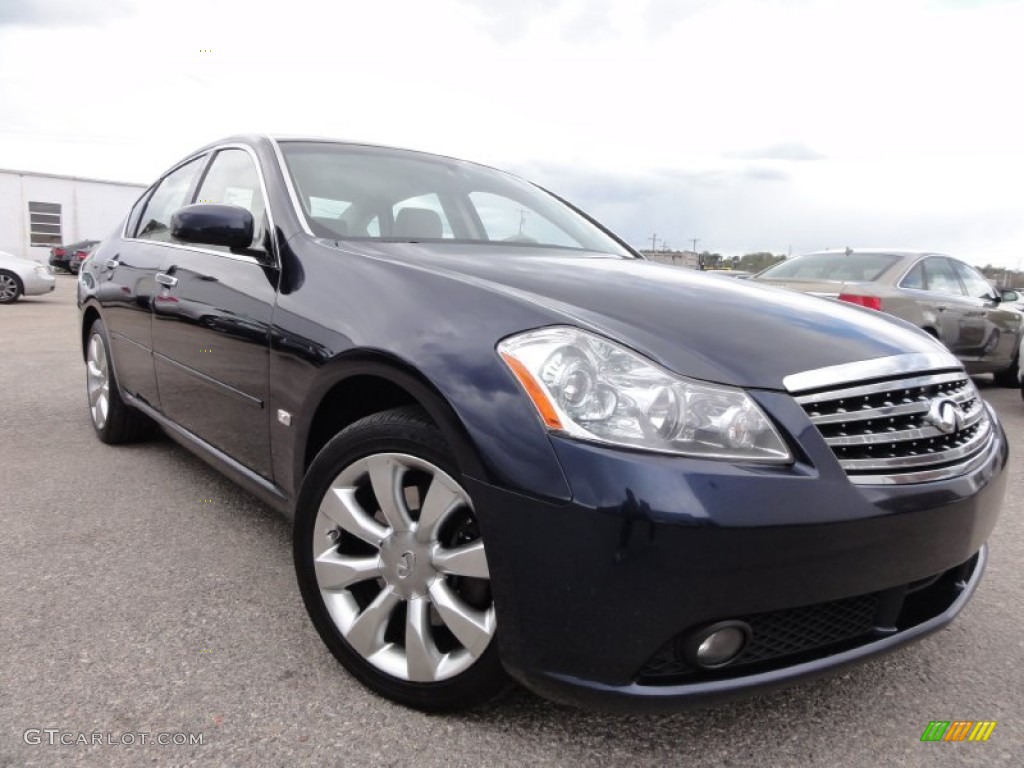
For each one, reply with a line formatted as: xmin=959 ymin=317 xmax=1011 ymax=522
xmin=380 ymin=532 xmax=434 ymax=598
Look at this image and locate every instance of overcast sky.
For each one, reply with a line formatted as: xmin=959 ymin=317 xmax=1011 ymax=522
xmin=2 ymin=0 xmax=1023 ymax=265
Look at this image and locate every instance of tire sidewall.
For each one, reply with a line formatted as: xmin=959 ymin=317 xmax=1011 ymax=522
xmin=85 ymin=319 xmax=121 ymax=441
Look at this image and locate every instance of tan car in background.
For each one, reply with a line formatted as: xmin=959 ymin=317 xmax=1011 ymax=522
xmin=755 ymin=249 xmax=1022 ymax=386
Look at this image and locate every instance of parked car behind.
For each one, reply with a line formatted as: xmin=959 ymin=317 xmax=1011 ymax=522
xmin=78 ymin=137 xmax=1006 ymax=713
xmin=755 ymin=249 xmax=1022 ymax=385
xmin=0 ymin=250 xmax=56 ymax=303
xmin=49 ymin=239 xmax=99 ymax=274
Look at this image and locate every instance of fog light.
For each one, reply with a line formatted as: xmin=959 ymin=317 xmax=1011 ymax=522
xmin=684 ymin=621 xmax=751 ymax=668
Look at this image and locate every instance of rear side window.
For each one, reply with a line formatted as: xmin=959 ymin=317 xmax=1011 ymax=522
xmin=901 ymin=262 xmax=925 ymax=290
xmin=759 ymin=252 xmax=900 ymax=282
xmin=922 ymin=258 xmax=964 ymax=296
xmin=135 ymin=157 xmax=205 ymax=241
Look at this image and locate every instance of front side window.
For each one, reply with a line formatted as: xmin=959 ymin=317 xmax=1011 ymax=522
xmin=950 ymin=260 xmax=995 ymax=300
xmin=922 ymin=258 xmax=964 ymax=296
xmin=279 ymin=142 xmax=632 ymax=257
xmin=136 ymin=156 xmax=205 ymax=242
xmin=194 ymin=149 xmax=268 ymax=251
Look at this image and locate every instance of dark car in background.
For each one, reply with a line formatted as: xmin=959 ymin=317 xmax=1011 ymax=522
xmin=755 ymin=249 xmax=1022 ymax=385
xmin=77 ymin=136 xmax=1006 ymax=713
xmin=50 ymin=239 xmax=99 ymax=274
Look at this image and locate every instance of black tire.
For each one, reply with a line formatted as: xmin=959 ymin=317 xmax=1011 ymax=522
xmin=0 ymin=270 xmax=23 ymax=304
xmin=993 ymin=354 xmax=1019 ymax=388
xmin=84 ymin=319 xmax=155 ymax=444
xmin=294 ymin=406 xmax=510 ymax=712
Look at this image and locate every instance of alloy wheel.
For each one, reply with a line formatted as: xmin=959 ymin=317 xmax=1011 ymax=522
xmin=0 ymin=274 xmax=18 ymax=302
xmin=312 ymin=452 xmax=496 ymax=682
xmin=86 ymin=333 xmax=111 ymax=429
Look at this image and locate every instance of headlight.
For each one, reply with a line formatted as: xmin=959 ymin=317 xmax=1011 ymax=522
xmin=34 ymin=265 xmax=51 ymax=277
xmin=498 ymin=327 xmax=792 ymax=463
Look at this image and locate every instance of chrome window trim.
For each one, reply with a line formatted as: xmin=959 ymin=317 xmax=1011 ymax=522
xmin=267 ymin=136 xmax=315 ymax=237
xmin=121 ymin=142 xmax=279 ymax=267
xmin=118 ymin=239 xmax=262 ymax=265
xmin=783 ymin=352 xmax=962 ymax=394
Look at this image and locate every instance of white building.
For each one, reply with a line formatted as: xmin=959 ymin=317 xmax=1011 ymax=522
xmin=0 ymin=168 xmax=147 ymax=263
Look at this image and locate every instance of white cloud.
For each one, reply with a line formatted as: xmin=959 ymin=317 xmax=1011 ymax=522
xmin=1 ymin=0 xmax=1023 ymax=264
xmin=0 ymin=0 xmax=133 ymax=27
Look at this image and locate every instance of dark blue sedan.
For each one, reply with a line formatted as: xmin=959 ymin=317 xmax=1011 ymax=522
xmin=77 ymin=135 xmax=1006 ymax=712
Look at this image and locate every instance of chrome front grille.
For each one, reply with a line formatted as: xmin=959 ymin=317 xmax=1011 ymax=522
xmin=784 ymin=353 xmax=995 ymax=485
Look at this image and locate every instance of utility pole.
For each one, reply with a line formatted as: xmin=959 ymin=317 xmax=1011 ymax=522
xmin=692 ymin=238 xmax=701 ymax=270
xmin=650 ymin=233 xmax=660 ymax=252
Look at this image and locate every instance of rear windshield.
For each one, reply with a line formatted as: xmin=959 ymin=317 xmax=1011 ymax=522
xmin=759 ymin=252 xmax=901 ymax=282
xmin=279 ymin=142 xmax=632 ymax=257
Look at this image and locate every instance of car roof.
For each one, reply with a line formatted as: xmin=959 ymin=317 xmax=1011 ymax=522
xmin=798 ymin=249 xmax=948 ymax=259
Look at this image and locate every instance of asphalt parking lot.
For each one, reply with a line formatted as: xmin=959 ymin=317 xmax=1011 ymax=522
xmin=1 ymin=277 xmax=1022 ymax=767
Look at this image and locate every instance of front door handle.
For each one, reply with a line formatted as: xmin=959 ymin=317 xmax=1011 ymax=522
xmin=936 ymin=305 xmax=947 ymax=312
xmin=155 ymin=272 xmax=178 ymax=288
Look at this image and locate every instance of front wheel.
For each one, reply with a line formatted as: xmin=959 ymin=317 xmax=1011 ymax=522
xmin=294 ymin=406 xmax=508 ymax=712
xmin=0 ymin=271 xmax=23 ymax=303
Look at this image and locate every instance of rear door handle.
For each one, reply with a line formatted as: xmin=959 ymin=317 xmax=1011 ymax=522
xmin=936 ymin=305 xmax=947 ymax=312
xmin=155 ymin=272 xmax=178 ymax=288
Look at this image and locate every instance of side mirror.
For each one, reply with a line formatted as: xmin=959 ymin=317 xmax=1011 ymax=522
xmin=1000 ymin=289 xmax=1019 ymax=303
xmin=171 ymin=204 xmax=253 ymax=250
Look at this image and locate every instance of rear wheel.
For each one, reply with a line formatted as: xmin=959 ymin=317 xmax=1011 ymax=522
xmin=294 ymin=406 xmax=508 ymax=712
xmin=0 ymin=271 xmax=23 ymax=304
xmin=85 ymin=319 xmax=154 ymax=443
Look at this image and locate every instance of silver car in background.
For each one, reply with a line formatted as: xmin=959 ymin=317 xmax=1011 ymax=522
xmin=0 ymin=251 xmax=57 ymax=304
xmin=755 ymin=249 xmax=1022 ymax=386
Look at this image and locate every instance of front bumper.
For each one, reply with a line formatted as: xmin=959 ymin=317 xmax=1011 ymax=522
xmin=468 ymin=415 xmax=1007 ymax=713
xmin=23 ymin=271 xmax=57 ymax=296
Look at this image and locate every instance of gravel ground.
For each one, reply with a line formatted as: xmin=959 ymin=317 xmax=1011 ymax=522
xmin=1 ymin=278 xmax=1021 ymax=767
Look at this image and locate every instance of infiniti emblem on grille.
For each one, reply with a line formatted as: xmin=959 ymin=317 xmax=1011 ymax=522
xmin=926 ymin=398 xmax=965 ymax=435
xmin=397 ymin=551 xmax=416 ymax=579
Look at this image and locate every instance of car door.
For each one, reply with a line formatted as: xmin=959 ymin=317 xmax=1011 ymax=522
xmin=949 ymin=258 xmax=1019 ymax=366
xmin=916 ymin=256 xmax=974 ymax=356
xmin=97 ymin=155 xmax=207 ymax=410
xmin=150 ymin=147 xmax=278 ymax=479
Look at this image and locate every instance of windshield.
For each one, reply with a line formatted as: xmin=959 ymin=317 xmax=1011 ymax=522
xmin=279 ymin=142 xmax=632 ymax=257
xmin=759 ymin=252 xmax=901 ymax=282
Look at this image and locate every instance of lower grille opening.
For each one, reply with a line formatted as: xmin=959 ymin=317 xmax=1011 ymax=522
xmin=636 ymin=554 xmax=979 ymax=685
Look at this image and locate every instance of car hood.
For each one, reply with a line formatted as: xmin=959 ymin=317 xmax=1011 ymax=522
xmin=0 ymin=252 xmax=42 ymax=269
xmin=346 ymin=243 xmax=950 ymax=390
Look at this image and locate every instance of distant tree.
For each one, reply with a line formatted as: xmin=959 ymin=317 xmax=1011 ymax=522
xmin=738 ymin=252 xmax=786 ymax=273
